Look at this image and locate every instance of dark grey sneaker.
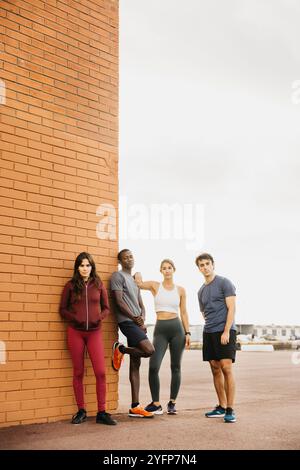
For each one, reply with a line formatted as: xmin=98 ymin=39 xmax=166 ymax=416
xmin=71 ymin=408 xmax=87 ymax=424
xmin=167 ymin=401 xmax=177 ymax=415
xmin=96 ymin=411 xmax=117 ymax=425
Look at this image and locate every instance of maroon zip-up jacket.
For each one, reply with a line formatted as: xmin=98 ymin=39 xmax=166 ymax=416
xmin=59 ymin=279 xmax=110 ymax=331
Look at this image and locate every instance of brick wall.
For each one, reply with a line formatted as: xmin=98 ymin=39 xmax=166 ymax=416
xmin=0 ymin=0 xmax=119 ymax=427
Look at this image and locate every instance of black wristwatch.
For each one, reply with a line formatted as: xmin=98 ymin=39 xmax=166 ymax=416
xmin=185 ymin=332 xmax=191 ymax=336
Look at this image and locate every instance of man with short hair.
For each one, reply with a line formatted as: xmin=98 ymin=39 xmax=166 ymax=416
xmin=111 ymin=249 xmax=155 ymax=418
xmin=196 ymin=253 xmax=237 ymax=423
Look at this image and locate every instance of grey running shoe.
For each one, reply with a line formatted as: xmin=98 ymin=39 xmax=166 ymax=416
xmin=167 ymin=401 xmax=177 ymax=415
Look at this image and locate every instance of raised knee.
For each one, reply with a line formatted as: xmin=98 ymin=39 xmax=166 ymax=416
xmin=144 ymin=344 xmax=155 ymax=357
xmin=145 ymin=346 xmax=155 ymax=357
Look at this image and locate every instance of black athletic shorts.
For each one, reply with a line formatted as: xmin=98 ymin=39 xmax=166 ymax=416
xmin=118 ymin=320 xmax=148 ymax=347
xmin=203 ymin=330 xmax=237 ymax=363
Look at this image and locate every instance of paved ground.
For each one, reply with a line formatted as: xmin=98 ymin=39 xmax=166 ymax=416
xmin=0 ymin=350 xmax=300 ymax=450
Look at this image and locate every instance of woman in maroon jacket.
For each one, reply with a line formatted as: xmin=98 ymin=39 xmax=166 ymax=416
xmin=60 ymin=252 xmax=117 ymax=425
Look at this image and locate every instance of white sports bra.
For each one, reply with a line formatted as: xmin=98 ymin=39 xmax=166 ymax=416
xmin=154 ymin=283 xmax=180 ymax=315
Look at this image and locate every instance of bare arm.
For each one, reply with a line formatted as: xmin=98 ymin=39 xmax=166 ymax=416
xmin=137 ymin=290 xmax=147 ymax=331
xmin=198 ymin=290 xmax=206 ymax=321
xmin=134 ymin=272 xmax=159 ymax=296
xmin=179 ymin=287 xmax=191 ymax=349
xmin=138 ymin=290 xmax=146 ymax=322
xmin=221 ymin=296 xmax=236 ymax=345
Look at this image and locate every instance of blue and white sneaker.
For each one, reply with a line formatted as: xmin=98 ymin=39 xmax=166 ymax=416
xmin=224 ymin=408 xmax=236 ymax=423
xmin=205 ymin=405 xmax=226 ymax=418
xmin=145 ymin=402 xmax=163 ymax=415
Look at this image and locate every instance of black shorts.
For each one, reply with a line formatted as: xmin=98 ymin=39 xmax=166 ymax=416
xmin=118 ymin=320 xmax=148 ymax=347
xmin=203 ymin=330 xmax=237 ymax=363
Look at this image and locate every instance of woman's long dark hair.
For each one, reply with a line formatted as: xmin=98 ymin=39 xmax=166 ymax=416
xmin=71 ymin=252 xmax=102 ymax=301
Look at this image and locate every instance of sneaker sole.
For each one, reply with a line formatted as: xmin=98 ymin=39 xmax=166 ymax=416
xmin=128 ymin=413 xmax=154 ymax=418
xmin=205 ymin=414 xmax=225 ymax=418
xmin=167 ymin=411 xmax=177 ymax=415
xmin=224 ymin=419 xmax=236 ymax=423
xmin=153 ymin=410 xmax=163 ymax=415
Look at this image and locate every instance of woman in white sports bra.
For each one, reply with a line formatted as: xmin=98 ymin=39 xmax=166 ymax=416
xmin=134 ymin=259 xmax=190 ymax=415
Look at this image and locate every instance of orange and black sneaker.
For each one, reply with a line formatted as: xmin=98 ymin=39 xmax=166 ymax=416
xmin=112 ymin=341 xmax=124 ymax=371
xmin=128 ymin=405 xmax=154 ymax=418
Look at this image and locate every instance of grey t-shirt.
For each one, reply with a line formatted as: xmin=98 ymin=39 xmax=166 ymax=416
xmin=198 ymin=275 xmax=236 ymax=333
xmin=110 ymin=270 xmax=141 ymax=324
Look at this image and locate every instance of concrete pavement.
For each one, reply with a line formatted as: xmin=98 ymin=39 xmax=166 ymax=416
xmin=0 ymin=350 xmax=300 ymax=450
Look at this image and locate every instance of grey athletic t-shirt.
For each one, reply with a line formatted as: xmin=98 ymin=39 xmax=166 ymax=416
xmin=110 ymin=270 xmax=141 ymax=324
xmin=198 ymin=275 xmax=237 ymax=333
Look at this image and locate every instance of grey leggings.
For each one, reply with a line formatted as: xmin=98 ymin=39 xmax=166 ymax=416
xmin=149 ymin=318 xmax=185 ymax=402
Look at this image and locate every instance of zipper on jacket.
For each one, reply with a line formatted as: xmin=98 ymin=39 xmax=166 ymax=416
xmin=85 ymin=282 xmax=89 ymax=330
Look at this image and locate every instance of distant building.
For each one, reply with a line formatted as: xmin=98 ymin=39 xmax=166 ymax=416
xmin=236 ymin=324 xmax=254 ymax=335
xmin=236 ymin=324 xmax=300 ymax=340
xmin=253 ymin=325 xmax=300 ymax=340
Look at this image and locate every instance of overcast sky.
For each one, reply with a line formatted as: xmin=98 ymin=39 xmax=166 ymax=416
xmin=119 ymin=0 xmax=300 ymax=326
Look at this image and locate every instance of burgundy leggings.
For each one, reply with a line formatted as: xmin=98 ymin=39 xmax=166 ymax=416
xmin=67 ymin=326 xmax=106 ymax=412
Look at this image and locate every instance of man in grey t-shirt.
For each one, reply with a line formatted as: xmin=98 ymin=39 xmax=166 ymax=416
xmin=111 ymin=270 xmax=142 ymax=324
xmin=110 ymin=249 xmax=154 ymax=418
xmin=196 ymin=253 xmax=237 ymax=424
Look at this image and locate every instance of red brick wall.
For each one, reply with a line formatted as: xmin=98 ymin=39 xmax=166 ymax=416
xmin=0 ymin=0 xmax=119 ymax=427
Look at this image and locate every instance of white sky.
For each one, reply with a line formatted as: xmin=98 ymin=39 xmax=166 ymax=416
xmin=119 ymin=0 xmax=300 ymax=326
